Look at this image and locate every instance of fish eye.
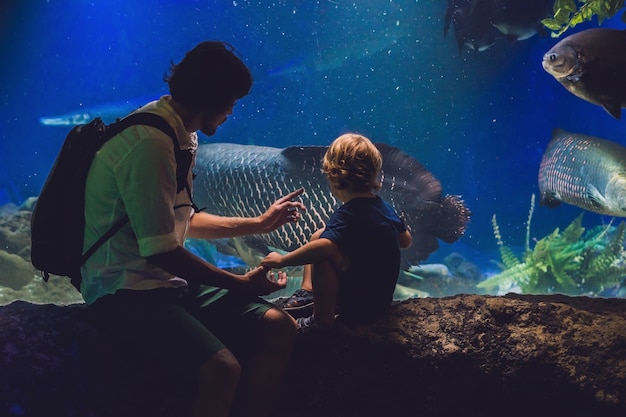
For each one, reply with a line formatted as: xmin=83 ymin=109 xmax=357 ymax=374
xmin=548 ymin=53 xmax=558 ymax=62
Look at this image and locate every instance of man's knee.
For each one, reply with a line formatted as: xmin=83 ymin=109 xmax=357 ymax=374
xmin=260 ymin=307 xmax=298 ymax=347
xmin=198 ymin=348 xmax=241 ymax=389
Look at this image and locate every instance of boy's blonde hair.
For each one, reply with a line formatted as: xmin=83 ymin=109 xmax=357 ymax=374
xmin=322 ymin=133 xmax=382 ymax=193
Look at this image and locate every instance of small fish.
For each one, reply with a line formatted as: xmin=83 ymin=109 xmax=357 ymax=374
xmin=270 ymin=26 xmax=407 ymax=76
xmin=490 ymin=0 xmax=552 ymax=42
xmin=444 ymin=0 xmax=499 ymax=53
xmin=539 ymin=128 xmax=626 ymax=217
xmin=542 ymin=28 xmax=626 ymax=119
xmin=39 ymin=95 xmax=160 ymax=126
xmin=444 ymin=0 xmax=552 ymax=54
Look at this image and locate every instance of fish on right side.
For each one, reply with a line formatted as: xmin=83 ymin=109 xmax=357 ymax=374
xmin=539 ymin=128 xmax=626 ymax=217
xmin=542 ymin=28 xmax=626 ymax=119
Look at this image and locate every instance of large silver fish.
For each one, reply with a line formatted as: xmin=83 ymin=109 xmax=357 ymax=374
xmin=542 ymin=28 xmax=626 ymax=119
xmin=539 ymin=129 xmax=626 ymax=217
xmin=193 ymin=142 xmax=471 ymax=267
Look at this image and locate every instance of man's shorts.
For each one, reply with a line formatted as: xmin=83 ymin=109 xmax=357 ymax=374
xmin=89 ymin=285 xmax=273 ymax=379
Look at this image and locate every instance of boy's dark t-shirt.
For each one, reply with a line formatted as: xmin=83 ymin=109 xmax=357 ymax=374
xmin=320 ymin=195 xmax=407 ymax=325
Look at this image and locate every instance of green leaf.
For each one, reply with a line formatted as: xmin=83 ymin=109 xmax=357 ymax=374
xmin=562 ymin=0 xmax=579 ymax=12
xmin=543 ymin=0 xmax=626 ymax=37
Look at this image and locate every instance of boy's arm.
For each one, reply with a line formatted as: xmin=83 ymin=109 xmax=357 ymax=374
xmin=261 ymin=238 xmax=336 ymax=268
xmin=399 ymin=230 xmax=412 ymax=249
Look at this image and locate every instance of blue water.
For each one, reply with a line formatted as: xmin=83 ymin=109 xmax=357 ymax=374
xmin=2 ymin=0 xmax=625 ymax=301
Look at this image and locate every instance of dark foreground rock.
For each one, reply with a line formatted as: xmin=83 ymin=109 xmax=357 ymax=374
xmin=2 ymin=294 xmax=625 ymax=417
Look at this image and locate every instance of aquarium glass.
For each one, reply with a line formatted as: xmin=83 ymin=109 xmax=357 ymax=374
xmin=2 ymin=0 xmax=625 ymax=305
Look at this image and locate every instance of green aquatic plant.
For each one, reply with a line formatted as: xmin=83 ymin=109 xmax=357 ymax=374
xmin=479 ymin=198 xmax=626 ymax=295
xmin=542 ymin=0 xmax=626 ymax=37
xmin=491 ymin=214 xmax=522 ymax=270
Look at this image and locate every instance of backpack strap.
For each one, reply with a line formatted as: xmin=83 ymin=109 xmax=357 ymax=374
xmin=80 ymin=112 xmax=202 ymax=264
xmin=112 ymin=112 xmax=189 ymax=193
xmin=122 ymin=113 xmax=202 ymax=212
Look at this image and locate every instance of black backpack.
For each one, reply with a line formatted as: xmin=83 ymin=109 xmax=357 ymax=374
xmin=30 ymin=112 xmax=196 ymax=291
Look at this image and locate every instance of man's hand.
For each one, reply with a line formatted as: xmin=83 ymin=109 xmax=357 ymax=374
xmin=259 ymin=188 xmax=306 ymax=232
xmin=243 ymin=266 xmax=287 ymax=295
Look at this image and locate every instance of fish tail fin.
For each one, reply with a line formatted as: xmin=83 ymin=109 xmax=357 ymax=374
xmin=433 ymin=195 xmax=472 ymax=243
xmin=408 ymin=195 xmax=471 ymax=263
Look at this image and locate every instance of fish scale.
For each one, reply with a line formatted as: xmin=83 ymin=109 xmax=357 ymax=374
xmin=193 ymin=142 xmax=470 ymax=266
xmin=539 ymin=129 xmax=626 ymax=217
xmin=196 ymin=144 xmax=332 ymax=249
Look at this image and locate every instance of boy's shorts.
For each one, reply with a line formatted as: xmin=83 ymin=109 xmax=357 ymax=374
xmin=89 ymin=285 xmax=273 ymax=379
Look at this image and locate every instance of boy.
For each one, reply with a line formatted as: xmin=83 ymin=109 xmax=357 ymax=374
xmin=261 ymin=133 xmax=412 ymax=332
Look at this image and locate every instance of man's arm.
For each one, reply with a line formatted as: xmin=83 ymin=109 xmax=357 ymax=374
xmin=147 ymin=189 xmax=305 ymax=293
xmin=187 ymin=188 xmax=306 ymax=240
xmin=147 ymin=246 xmax=286 ymax=295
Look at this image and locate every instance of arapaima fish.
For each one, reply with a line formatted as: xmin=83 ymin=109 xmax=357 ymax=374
xmin=539 ymin=129 xmax=626 ymax=217
xmin=193 ymin=142 xmax=471 ymax=267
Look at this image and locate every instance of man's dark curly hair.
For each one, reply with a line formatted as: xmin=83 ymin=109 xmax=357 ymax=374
xmin=164 ymin=41 xmax=252 ymax=118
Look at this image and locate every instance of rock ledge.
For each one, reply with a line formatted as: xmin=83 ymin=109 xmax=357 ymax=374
xmin=2 ymin=294 xmax=625 ymax=417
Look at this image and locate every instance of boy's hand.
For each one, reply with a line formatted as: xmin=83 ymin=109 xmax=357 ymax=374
xmin=260 ymin=251 xmax=284 ymax=269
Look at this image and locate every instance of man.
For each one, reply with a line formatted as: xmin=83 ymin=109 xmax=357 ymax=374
xmin=81 ymin=41 xmax=303 ymax=417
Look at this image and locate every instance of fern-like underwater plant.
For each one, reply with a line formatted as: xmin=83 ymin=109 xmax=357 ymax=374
xmin=479 ymin=197 xmax=626 ymax=296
